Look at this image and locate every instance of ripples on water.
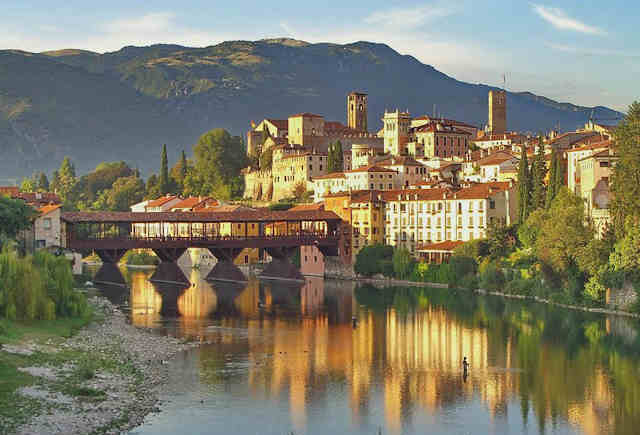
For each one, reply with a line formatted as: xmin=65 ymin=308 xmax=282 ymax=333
xmin=87 ymin=263 xmax=640 ymax=435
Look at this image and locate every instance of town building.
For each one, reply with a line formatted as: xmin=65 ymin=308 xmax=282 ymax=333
xmin=344 ymin=165 xmax=399 ymax=192
xmin=566 ymin=140 xmax=611 ymax=195
xmin=34 ymin=204 xmax=62 ymax=249
xmin=350 ymin=190 xmax=385 ymax=261
xmin=375 ymin=156 xmax=428 ymax=188
xmin=410 ymin=122 xmax=472 ymax=159
xmin=577 ymin=148 xmax=617 ymax=235
xmin=272 ymin=151 xmax=328 ymax=201
xmin=488 ymin=90 xmax=507 ymax=134
xmin=383 ymin=182 xmax=517 ymax=255
xmin=475 ymin=151 xmax=519 ymax=182
xmin=347 ymin=92 xmax=368 ymax=131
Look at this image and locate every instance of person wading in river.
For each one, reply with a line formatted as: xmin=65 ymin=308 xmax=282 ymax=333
xmin=462 ymin=356 xmax=470 ymax=375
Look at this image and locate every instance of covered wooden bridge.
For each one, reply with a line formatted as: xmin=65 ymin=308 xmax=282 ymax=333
xmin=62 ymin=209 xmax=342 ymax=281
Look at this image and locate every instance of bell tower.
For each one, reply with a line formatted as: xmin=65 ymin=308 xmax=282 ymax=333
xmin=347 ymin=92 xmax=368 ymax=131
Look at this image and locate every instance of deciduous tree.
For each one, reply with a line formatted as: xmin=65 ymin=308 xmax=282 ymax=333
xmin=610 ymin=101 xmax=640 ymax=236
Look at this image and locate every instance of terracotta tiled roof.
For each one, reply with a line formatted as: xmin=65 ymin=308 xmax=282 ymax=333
xmin=416 ymin=240 xmax=464 ymax=252
xmin=549 ymin=131 xmax=602 ymax=149
xmin=38 ymin=204 xmax=62 ymax=216
xmin=290 ymin=112 xmax=323 ymax=118
xmin=61 ymin=210 xmax=342 ymax=223
xmin=147 ymin=195 xmax=178 ymax=207
xmin=566 ymin=140 xmax=611 ymax=154
xmin=346 ymin=165 xmax=397 ymax=174
xmin=289 ymin=203 xmax=325 ymax=211
xmin=414 ymin=124 xmax=472 ymax=135
xmin=0 ymin=186 xmax=19 ymax=196
xmin=451 ymin=182 xmax=512 ymax=199
xmin=313 ymin=172 xmax=345 ymax=180
xmin=12 ymin=192 xmax=61 ymax=206
xmin=477 ymin=151 xmax=517 ymax=166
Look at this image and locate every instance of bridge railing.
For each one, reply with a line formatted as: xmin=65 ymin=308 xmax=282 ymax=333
xmin=69 ymin=231 xmax=340 ymax=243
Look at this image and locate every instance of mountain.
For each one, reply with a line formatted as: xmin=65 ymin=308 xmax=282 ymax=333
xmin=0 ymin=39 xmax=622 ymax=178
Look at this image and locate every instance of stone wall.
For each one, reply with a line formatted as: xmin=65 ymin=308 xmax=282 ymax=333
xmin=324 ymin=255 xmax=355 ymax=280
xmin=607 ymin=280 xmax=638 ymax=311
xmin=243 ymin=169 xmax=273 ymax=201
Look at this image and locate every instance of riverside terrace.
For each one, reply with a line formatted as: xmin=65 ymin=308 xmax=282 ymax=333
xmin=61 ymin=209 xmax=342 ymax=281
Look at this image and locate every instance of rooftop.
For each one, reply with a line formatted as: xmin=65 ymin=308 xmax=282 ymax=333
xmin=62 ymin=209 xmax=342 ymax=224
xmin=416 ymin=240 xmax=464 ymax=252
xmin=347 ymin=165 xmax=397 ymax=174
xmin=313 ymin=172 xmax=346 ymax=180
xmin=38 ymin=204 xmax=62 ymax=216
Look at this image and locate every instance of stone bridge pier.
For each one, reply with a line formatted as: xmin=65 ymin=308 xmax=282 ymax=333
xmin=206 ymin=247 xmax=247 ymax=282
xmin=260 ymin=246 xmax=304 ymax=281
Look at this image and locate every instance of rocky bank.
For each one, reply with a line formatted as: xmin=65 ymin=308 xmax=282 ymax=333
xmin=8 ymin=297 xmax=199 ymax=435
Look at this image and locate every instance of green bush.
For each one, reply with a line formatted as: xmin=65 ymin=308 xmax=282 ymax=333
xmin=354 ymin=244 xmax=393 ymax=277
xmin=504 ymin=278 xmax=535 ymax=296
xmin=411 ymin=262 xmax=452 ymax=284
xmin=34 ymin=250 xmax=88 ymax=318
xmin=123 ymin=250 xmax=159 ymax=266
xmin=478 ymin=262 xmax=505 ymax=292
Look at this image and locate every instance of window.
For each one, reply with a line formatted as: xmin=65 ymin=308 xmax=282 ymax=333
xmin=43 ymin=218 xmax=51 ymax=230
xmin=244 ymin=255 xmax=249 ymax=264
xmin=314 ymin=256 xmax=318 ymax=262
xmin=370 ymin=183 xmax=374 ymax=189
xmin=320 ymin=165 xmax=323 ymax=171
xmin=400 ymin=204 xmax=406 ymax=212
xmin=479 ymin=217 xmax=484 ymax=227
xmin=36 ymin=240 xmax=45 ymax=249
xmin=600 ymin=161 xmax=609 ymax=167
xmin=489 ymin=199 xmax=496 ymax=210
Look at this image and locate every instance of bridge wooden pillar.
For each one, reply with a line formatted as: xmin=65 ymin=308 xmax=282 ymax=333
xmin=260 ymin=246 xmax=304 ymax=281
xmin=206 ymin=247 xmax=247 ymax=282
xmin=95 ymin=248 xmax=128 ymax=264
xmin=152 ymin=248 xmax=187 ymax=263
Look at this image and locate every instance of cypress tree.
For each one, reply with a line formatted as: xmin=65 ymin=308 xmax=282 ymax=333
xmin=555 ymin=151 xmax=565 ymax=193
xmin=517 ymin=145 xmax=532 ymax=222
xmin=327 ymin=140 xmax=344 ymax=173
xmin=531 ymin=137 xmax=547 ymax=210
xmin=160 ymin=144 xmax=169 ymax=194
xmin=180 ymin=150 xmax=188 ymax=180
xmin=37 ymin=172 xmax=49 ymax=192
xmin=546 ymin=149 xmax=558 ymax=208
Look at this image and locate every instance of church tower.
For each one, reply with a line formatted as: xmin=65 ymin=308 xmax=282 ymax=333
xmin=488 ymin=90 xmax=507 ymax=135
xmin=347 ymin=92 xmax=368 ymax=131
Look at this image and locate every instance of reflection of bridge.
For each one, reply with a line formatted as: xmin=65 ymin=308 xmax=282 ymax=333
xmin=62 ymin=210 xmax=341 ymax=281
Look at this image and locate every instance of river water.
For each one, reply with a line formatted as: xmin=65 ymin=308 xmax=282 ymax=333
xmin=88 ymin=264 xmax=640 ymax=435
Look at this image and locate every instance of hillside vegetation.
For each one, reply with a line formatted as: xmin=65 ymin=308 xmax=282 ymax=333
xmin=0 ymin=39 xmax=621 ymax=177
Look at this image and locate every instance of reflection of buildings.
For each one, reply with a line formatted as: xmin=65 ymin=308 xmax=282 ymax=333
xmin=99 ymin=268 xmax=633 ymax=435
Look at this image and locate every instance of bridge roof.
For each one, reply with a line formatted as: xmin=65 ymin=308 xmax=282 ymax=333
xmin=61 ymin=210 xmax=341 ymax=224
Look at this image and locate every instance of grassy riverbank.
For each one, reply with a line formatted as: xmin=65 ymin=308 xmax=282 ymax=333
xmin=0 ymin=312 xmax=96 ymax=433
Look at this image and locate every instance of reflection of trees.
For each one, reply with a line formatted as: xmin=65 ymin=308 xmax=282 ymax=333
xmin=354 ymin=284 xmax=640 ymax=435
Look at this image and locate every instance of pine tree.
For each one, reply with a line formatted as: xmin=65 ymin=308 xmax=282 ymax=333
xmin=160 ymin=144 xmax=170 ymax=194
xmin=555 ymin=151 xmax=565 ymax=193
xmin=546 ymin=148 xmax=558 ymax=208
xmin=58 ymin=157 xmax=77 ymax=203
xmin=531 ymin=137 xmax=547 ymax=210
xmin=517 ymin=145 xmax=532 ymax=222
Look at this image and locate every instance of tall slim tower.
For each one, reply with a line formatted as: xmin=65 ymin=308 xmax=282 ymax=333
xmin=383 ymin=110 xmax=411 ymax=155
xmin=347 ymin=92 xmax=368 ymax=131
xmin=488 ymin=90 xmax=507 ymax=135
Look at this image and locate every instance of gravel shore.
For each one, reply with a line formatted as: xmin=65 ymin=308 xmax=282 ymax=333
xmin=11 ymin=297 xmax=199 ymax=435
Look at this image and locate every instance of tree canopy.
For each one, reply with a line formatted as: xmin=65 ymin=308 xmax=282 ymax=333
xmin=184 ymin=129 xmax=247 ymax=199
xmin=327 ymin=140 xmax=344 ymax=173
xmin=610 ymin=101 xmax=640 ymax=235
xmin=0 ymin=196 xmax=37 ymax=240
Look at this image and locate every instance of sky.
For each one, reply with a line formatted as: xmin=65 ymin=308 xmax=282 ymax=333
xmin=1 ymin=1 xmax=638 ymax=112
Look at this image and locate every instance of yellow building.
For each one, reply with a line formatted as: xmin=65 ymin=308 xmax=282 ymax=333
xmin=272 ymin=151 xmax=328 ymax=201
xmin=350 ymin=190 xmax=385 ymax=261
xmin=577 ymin=148 xmax=617 ymax=236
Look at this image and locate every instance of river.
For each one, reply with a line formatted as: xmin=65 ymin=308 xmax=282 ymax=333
xmin=88 ymin=264 xmax=640 ymax=435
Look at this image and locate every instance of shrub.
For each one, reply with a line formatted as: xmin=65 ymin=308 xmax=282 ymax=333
xmin=379 ymin=259 xmax=394 ymax=278
xmin=392 ymin=247 xmax=415 ymax=280
xmin=124 ymin=250 xmax=159 ymax=266
xmin=583 ymin=276 xmax=606 ymax=304
xmin=478 ymin=262 xmax=505 ymax=292
xmin=34 ymin=250 xmax=88 ymax=318
xmin=354 ymin=244 xmax=393 ymax=277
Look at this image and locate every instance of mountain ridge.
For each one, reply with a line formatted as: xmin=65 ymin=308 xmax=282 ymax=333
xmin=0 ymin=39 xmax=622 ymax=178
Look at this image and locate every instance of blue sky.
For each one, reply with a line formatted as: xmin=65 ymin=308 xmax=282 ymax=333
xmin=2 ymin=1 xmax=638 ymax=111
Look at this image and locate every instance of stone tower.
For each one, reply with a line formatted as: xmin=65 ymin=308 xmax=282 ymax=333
xmin=347 ymin=92 xmax=368 ymax=131
xmin=488 ymin=90 xmax=507 ymax=134
xmin=383 ymin=110 xmax=411 ymax=155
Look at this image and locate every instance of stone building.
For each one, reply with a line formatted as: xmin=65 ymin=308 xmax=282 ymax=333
xmin=272 ymin=151 xmax=328 ymax=201
xmin=34 ymin=204 xmax=62 ymax=249
xmin=383 ymin=110 xmax=411 ymax=155
xmin=347 ymin=92 xmax=368 ymax=131
xmin=488 ymin=90 xmax=506 ymax=135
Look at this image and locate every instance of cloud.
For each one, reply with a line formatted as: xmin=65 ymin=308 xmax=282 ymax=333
xmin=364 ymin=4 xmax=456 ymax=29
xmin=547 ymin=42 xmax=639 ymax=58
xmin=531 ymin=4 xmax=605 ymax=35
xmin=104 ymin=12 xmax=175 ymax=34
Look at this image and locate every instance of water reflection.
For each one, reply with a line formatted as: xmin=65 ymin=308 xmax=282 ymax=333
xmin=90 ymin=267 xmax=640 ymax=435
